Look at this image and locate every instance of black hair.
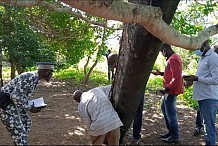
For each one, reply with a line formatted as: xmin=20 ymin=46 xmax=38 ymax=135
xmin=161 ymin=43 xmax=172 ymax=52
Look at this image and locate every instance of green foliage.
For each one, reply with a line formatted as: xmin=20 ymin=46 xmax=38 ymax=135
xmin=179 ymin=87 xmax=199 ymax=109
xmin=0 ymin=5 xmax=55 ymax=71
xmin=146 ymin=76 xmax=163 ymax=92
xmin=54 ymin=66 xmax=109 ymax=86
xmin=173 ymin=1 xmax=218 ymax=35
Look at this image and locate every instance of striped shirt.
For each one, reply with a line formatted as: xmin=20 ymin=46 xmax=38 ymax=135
xmin=78 ymin=85 xmax=123 ymax=136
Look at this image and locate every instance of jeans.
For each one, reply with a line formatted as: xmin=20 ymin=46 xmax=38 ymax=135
xmin=133 ymin=93 xmax=145 ymax=140
xmin=161 ymin=94 xmax=179 ymax=139
xmin=196 ymin=109 xmax=203 ymax=128
xmin=198 ymin=99 xmax=218 ymax=146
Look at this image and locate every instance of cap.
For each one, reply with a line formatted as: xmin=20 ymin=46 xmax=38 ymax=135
xmin=36 ymin=62 xmax=55 ymax=70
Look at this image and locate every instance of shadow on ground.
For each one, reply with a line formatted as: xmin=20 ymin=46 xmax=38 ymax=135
xmin=0 ymin=79 xmax=210 ymax=145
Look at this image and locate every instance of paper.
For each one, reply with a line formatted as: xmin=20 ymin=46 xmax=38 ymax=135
xmin=164 ymin=93 xmax=169 ymax=99
xmin=28 ymin=97 xmax=47 ymax=108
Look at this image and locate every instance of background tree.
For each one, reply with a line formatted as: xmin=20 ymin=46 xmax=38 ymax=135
xmin=0 ymin=4 xmax=55 ymax=79
xmin=23 ymin=4 xmax=116 ymax=83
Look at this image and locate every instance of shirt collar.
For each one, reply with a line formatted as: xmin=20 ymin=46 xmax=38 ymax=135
xmin=202 ymin=48 xmax=212 ymax=58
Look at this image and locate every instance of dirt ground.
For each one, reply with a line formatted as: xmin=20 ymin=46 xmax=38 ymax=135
xmin=0 ymin=79 xmax=212 ymax=145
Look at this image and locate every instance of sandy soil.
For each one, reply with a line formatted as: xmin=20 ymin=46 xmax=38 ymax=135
xmin=0 ymin=79 xmax=211 ymax=145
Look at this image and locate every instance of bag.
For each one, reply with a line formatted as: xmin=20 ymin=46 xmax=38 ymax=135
xmin=0 ymin=91 xmax=12 ymax=110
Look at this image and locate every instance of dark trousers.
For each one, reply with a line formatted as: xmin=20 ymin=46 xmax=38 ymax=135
xmin=133 ymin=93 xmax=145 ymax=140
xmin=196 ymin=109 xmax=203 ymax=128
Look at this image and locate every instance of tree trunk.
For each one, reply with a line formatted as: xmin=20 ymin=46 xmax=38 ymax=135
xmin=10 ymin=62 xmax=16 ymax=80
xmin=0 ymin=48 xmax=3 ymax=87
xmin=112 ymin=0 xmax=180 ymax=142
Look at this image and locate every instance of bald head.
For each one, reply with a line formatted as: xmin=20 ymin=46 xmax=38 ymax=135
xmin=72 ymin=90 xmax=83 ymax=102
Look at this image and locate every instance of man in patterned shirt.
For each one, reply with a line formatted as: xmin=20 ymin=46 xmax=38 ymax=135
xmin=72 ymin=85 xmax=123 ymax=145
xmin=0 ymin=62 xmax=55 ymax=145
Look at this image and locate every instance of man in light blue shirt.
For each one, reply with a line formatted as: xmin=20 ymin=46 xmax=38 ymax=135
xmin=184 ymin=40 xmax=218 ymax=145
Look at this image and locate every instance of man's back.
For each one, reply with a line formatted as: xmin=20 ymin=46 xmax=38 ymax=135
xmin=78 ymin=86 xmax=123 ymax=136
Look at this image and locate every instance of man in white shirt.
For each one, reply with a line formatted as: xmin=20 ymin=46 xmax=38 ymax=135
xmin=184 ymin=40 xmax=218 ymax=145
xmin=72 ymin=85 xmax=123 ymax=145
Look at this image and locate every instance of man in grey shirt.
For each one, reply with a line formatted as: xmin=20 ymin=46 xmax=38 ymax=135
xmin=184 ymin=40 xmax=218 ymax=145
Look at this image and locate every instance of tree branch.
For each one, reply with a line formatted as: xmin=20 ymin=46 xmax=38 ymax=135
xmin=1 ymin=0 xmax=218 ymax=50
xmin=0 ymin=0 xmax=120 ymax=30
xmin=59 ymin=0 xmax=218 ymax=50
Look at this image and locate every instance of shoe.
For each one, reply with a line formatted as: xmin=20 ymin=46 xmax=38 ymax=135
xmin=160 ymin=133 xmax=171 ymax=139
xmin=193 ymin=127 xmax=202 ymax=136
xmin=161 ymin=136 xmax=180 ymax=144
xmin=131 ymin=139 xmax=140 ymax=145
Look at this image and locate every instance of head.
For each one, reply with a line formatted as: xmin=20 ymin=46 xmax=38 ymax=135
xmin=105 ymin=49 xmax=112 ymax=58
xmin=37 ymin=62 xmax=55 ymax=82
xmin=160 ymin=43 xmax=173 ymax=58
xmin=199 ymin=40 xmax=210 ymax=53
xmin=72 ymin=90 xmax=83 ymax=103
xmin=213 ymin=44 xmax=218 ymax=54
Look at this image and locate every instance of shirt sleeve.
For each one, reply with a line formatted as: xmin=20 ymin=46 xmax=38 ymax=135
xmin=103 ymin=85 xmax=112 ymax=97
xmin=78 ymin=95 xmax=92 ymax=132
xmin=198 ymin=55 xmax=218 ymax=85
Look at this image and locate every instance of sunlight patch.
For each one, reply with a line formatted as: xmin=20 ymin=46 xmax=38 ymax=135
xmin=68 ymin=128 xmax=85 ymax=136
xmin=65 ymin=114 xmax=76 ymax=119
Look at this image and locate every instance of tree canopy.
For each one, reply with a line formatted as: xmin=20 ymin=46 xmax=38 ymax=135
xmin=1 ymin=0 xmax=217 ymax=50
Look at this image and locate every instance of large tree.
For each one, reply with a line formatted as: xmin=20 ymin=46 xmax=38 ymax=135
xmin=113 ymin=0 xmax=181 ymax=141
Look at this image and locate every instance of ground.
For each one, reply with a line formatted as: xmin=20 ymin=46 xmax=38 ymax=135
xmin=0 ymin=79 xmax=210 ymax=145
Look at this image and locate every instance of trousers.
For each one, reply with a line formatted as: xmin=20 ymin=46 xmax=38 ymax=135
xmin=133 ymin=93 xmax=145 ymax=140
xmin=198 ymin=99 xmax=218 ymax=145
xmin=0 ymin=104 xmax=31 ymax=145
xmin=90 ymin=127 xmax=120 ymax=145
xmin=161 ymin=94 xmax=179 ymax=139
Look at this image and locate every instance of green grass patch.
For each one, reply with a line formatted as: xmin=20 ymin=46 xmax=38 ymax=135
xmin=54 ymin=67 xmax=110 ymax=86
xmin=146 ymin=76 xmax=163 ymax=92
xmin=178 ymin=86 xmax=198 ymax=109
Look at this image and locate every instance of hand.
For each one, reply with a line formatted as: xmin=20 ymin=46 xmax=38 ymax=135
xmin=157 ymin=88 xmax=169 ymax=95
xmin=159 ymin=89 xmax=167 ymax=94
xmin=29 ymin=106 xmax=41 ymax=113
xmin=151 ymin=70 xmax=162 ymax=76
xmin=29 ymin=102 xmax=41 ymax=113
xmin=184 ymin=81 xmax=193 ymax=88
xmin=183 ymin=75 xmax=198 ymax=82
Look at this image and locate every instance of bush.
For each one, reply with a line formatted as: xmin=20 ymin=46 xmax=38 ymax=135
xmin=179 ymin=86 xmax=198 ymax=109
xmin=54 ymin=67 xmax=109 ymax=86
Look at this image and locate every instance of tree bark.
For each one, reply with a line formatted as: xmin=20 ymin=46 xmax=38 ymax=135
xmin=112 ymin=0 xmax=180 ymax=142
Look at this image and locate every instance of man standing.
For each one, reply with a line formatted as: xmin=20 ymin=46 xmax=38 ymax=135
xmin=131 ymin=91 xmax=145 ymax=145
xmin=105 ymin=50 xmax=118 ymax=81
xmin=152 ymin=43 xmax=184 ymax=143
xmin=0 ymin=62 xmax=55 ymax=145
xmin=184 ymin=40 xmax=218 ymax=145
xmin=72 ymin=85 xmax=123 ymax=145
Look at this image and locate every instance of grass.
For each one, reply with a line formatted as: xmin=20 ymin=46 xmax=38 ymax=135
xmin=2 ymin=65 xmax=196 ymax=109
xmin=54 ymin=66 xmax=110 ymax=86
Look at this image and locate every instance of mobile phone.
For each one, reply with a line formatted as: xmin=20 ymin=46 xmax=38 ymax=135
xmin=183 ymin=75 xmax=191 ymax=78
